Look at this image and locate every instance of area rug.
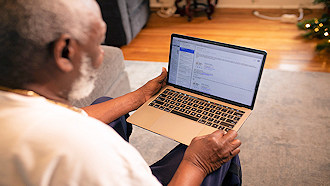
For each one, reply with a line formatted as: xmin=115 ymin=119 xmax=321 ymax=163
xmin=124 ymin=60 xmax=330 ymax=186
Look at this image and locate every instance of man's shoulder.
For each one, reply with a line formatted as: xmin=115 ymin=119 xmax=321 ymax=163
xmin=0 ymin=94 xmax=160 ymax=185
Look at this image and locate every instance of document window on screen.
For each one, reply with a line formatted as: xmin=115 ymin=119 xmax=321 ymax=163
xmin=168 ymin=37 xmax=264 ymax=107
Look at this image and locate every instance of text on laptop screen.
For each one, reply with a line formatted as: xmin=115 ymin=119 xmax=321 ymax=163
xmin=168 ymin=36 xmax=264 ymax=107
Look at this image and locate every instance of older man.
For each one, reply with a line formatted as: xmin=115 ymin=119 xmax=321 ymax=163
xmin=0 ymin=0 xmax=241 ymax=185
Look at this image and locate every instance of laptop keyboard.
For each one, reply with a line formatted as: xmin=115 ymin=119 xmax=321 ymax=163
xmin=148 ymin=89 xmax=245 ymax=132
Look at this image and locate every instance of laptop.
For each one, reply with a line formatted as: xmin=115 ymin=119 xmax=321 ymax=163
xmin=127 ymin=34 xmax=267 ymax=145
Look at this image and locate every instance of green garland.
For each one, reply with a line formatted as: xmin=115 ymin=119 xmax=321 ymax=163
xmin=297 ymin=0 xmax=330 ymax=51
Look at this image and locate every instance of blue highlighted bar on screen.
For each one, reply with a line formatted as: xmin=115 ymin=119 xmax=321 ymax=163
xmin=180 ymin=47 xmax=195 ymax=54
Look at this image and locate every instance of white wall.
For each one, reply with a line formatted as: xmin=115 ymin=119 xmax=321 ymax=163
xmin=150 ymin=0 xmax=324 ymax=9
xmin=150 ymin=0 xmax=175 ymax=8
xmin=218 ymin=0 xmax=323 ymax=9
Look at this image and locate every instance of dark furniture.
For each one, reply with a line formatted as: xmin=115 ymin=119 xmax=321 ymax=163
xmin=175 ymin=0 xmax=218 ymax=21
xmin=97 ymin=0 xmax=150 ymax=47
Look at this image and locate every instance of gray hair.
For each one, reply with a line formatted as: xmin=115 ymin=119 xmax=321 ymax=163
xmin=0 ymin=0 xmax=102 ymax=88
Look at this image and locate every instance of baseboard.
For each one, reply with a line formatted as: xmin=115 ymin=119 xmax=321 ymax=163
xmin=150 ymin=0 xmax=325 ymax=9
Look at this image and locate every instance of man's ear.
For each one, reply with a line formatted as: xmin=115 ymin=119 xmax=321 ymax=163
xmin=53 ymin=34 xmax=75 ymax=73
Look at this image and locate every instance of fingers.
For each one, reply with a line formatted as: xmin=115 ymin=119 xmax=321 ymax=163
xmin=209 ymin=130 xmax=241 ymax=158
xmin=157 ymin=67 xmax=167 ymax=84
xmin=230 ymin=147 xmax=240 ymax=157
xmin=222 ymin=130 xmax=238 ymax=142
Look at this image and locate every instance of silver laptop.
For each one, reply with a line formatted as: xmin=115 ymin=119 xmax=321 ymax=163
xmin=127 ymin=34 xmax=267 ymax=145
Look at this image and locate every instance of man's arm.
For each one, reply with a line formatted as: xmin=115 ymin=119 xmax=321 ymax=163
xmin=169 ymin=130 xmax=241 ymax=186
xmin=82 ymin=68 xmax=167 ymax=124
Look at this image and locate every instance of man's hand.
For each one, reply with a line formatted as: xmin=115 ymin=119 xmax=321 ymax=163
xmin=183 ymin=130 xmax=241 ymax=176
xmin=137 ymin=67 xmax=167 ymax=102
xmin=168 ymin=130 xmax=241 ymax=186
xmin=82 ymin=68 xmax=167 ymax=124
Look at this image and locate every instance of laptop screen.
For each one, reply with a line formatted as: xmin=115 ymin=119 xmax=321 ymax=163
xmin=168 ymin=34 xmax=267 ymax=109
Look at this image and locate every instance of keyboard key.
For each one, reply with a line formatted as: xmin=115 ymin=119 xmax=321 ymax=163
xmin=208 ymin=118 xmax=214 ymax=122
xmin=227 ymin=110 xmax=234 ymax=114
xmin=226 ymin=119 xmax=237 ymax=124
xmin=220 ymin=122 xmax=234 ymax=128
xmin=160 ymin=93 xmax=167 ymax=97
xmin=221 ymin=113 xmax=228 ymax=117
xmin=157 ymin=97 xmax=165 ymax=101
xmin=153 ymin=100 xmax=164 ymax=105
xmin=212 ymin=124 xmax=219 ymax=128
xmin=171 ymin=110 xmax=199 ymax=121
xmin=233 ymin=112 xmax=243 ymax=117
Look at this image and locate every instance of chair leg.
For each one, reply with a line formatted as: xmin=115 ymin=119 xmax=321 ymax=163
xmin=206 ymin=0 xmax=215 ymax=20
xmin=185 ymin=0 xmax=192 ymax=21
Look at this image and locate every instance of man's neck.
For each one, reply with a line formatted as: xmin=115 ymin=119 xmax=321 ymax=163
xmin=24 ymin=83 xmax=70 ymax=105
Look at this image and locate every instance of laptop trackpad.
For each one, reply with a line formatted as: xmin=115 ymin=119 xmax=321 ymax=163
xmin=150 ymin=115 xmax=204 ymax=145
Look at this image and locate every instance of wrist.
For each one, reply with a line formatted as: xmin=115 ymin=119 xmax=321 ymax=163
xmin=169 ymin=160 xmax=206 ymax=186
xmin=130 ymin=89 xmax=147 ymax=109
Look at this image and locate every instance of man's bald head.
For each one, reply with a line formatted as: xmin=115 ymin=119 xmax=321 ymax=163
xmin=0 ymin=0 xmax=104 ymax=88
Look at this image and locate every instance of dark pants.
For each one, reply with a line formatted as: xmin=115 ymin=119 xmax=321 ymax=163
xmin=92 ymin=97 xmax=242 ymax=186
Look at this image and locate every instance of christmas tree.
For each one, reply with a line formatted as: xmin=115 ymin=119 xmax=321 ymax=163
xmin=297 ymin=0 xmax=329 ymax=51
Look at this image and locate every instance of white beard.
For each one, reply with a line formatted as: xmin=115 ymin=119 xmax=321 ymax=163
xmin=68 ymin=53 xmax=98 ymax=102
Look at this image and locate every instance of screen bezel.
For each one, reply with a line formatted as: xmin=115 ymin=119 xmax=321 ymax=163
xmin=166 ymin=33 xmax=267 ymax=110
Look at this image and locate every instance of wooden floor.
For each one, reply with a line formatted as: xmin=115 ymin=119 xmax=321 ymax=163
xmin=121 ymin=8 xmax=330 ymax=73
